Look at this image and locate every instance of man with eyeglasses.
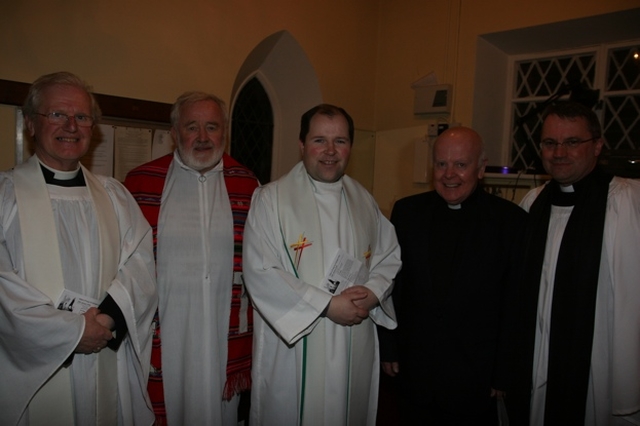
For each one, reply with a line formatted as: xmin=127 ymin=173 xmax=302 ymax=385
xmin=508 ymin=101 xmax=640 ymax=425
xmin=0 ymin=72 xmax=157 ymax=425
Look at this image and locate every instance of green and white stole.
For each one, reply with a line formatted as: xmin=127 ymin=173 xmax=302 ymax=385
xmin=13 ymin=155 xmax=120 ymax=425
xmin=276 ymin=162 xmax=377 ymax=424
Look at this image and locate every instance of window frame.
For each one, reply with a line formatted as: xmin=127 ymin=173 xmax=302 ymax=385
xmin=504 ymin=40 xmax=640 ymax=169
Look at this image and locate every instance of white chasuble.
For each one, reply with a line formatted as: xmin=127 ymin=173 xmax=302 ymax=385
xmin=243 ymin=162 xmax=401 ymax=426
xmin=155 ymin=154 xmax=235 ymax=425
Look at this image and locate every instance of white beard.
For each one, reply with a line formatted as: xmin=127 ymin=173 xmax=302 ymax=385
xmin=177 ymin=144 xmax=223 ymax=172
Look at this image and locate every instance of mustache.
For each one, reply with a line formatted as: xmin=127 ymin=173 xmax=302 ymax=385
xmin=191 ymin=141 xmax=215 ymax=149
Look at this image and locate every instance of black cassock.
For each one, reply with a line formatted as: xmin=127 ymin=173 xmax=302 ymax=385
xmin=378 ymin=187 xmax=527 ymax=425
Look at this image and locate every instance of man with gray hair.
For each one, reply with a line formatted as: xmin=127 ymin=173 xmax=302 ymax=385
xmin=378 ymin=126 xmax=527 ymax=424
xmin=125 ymin=91 xmax=259 ymax=425
xmin=0 ymin=71 xmax=158 ymax=425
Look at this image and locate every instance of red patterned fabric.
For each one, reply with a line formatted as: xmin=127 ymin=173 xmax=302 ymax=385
xmin=124 ymin=153 xmax=258 ymax=422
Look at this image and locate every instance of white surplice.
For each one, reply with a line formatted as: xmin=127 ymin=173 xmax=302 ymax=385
xmin=0 ymin=156 xmax=157 ymax=426
xmin=520 ymin=176 xmax=640 ymax=425
xmin=155 ymin=155 xmax=239 ymax=425
xmin=243 ymin=162 xmax=401 ymax=426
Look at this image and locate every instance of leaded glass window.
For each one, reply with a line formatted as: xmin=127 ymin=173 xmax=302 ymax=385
xmin=231 ymin=78 xmax=274 ymax=184
xmin=602 ymin=46 xmax=640 ymax=151
xmin=509 ymin=42 xmax=640 ymax=172
xmin=510 ymin=53 xmax=596 ymax=171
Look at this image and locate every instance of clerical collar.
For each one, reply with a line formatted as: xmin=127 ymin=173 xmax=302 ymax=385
xmin=39 ymin=163 xmax=86 ymax=187
xmin=550 ymin=185 xmax=575 ymax=206
xmin=549 ymin=167 xmax=612 ymax=207
xmin=307 ymin=174 xmax=343 ymax=192
xmin=444 ymin=185 xmax=480 ymax=210
xmin=307 ymin=172 xmax=344 ymax=188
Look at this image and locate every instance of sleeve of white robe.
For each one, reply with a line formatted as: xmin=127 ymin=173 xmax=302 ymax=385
xmin=103 ymin=179 xmax=157 ymax=363
xmin=361 ymin=205 xmax=400 ymax=331
xmin=243 ymin=185 xmax=333 ymax=344
xmin=0 ymin=176 xmax=86 ymax=424
xmin=102 ymin=178 xmax=158 ymax=425
xmin=0 ymin=265 xmax=85 ymax=424
xmin=243 ymin=184 xmax=400 ymax=345
xmin=607 ymin=178 xmax=640 ymax=414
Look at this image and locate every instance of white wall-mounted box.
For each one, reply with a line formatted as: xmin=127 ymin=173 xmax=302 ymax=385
xmin=413 ymin=84 xmax=453 ymax=114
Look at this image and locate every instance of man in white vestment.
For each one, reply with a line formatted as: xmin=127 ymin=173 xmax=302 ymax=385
xmin=508 ymin=101 xmax=640 ymax=426
xmin=0 ymin=71 xmax=157 ymax=426
xmin=125 ymin=92 xmax=259 ymax=425
xmin=243 ymin=104 xmax=401 ymax=426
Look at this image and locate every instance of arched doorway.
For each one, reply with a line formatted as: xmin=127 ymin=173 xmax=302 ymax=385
xmin=230 ymin=30 xmax=322 ymax=181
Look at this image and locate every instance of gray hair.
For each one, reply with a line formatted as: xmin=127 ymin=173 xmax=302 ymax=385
xmin=170 ymin=91 xmax=228 ymax=129
xmin=23 ymin=71 xmax=102 ymax=123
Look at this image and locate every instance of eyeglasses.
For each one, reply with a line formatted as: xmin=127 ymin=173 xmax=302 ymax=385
xmin=35 ymin=112 xmax=94 ymax=127
xmin=539 ymin=137 xmax=597 ymax=151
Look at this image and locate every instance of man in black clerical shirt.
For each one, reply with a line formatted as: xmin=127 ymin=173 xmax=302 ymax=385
xmin=378 ymin=127 xmax=527 ymax=425
xmin=0 ymin=72 xmax=157 ymax=425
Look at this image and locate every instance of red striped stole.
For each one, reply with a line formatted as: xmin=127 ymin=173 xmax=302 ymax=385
xmin=124 ymin=153 xmax=259 ymax=419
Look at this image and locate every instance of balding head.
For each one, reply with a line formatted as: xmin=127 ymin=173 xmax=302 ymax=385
xmin=434 ymin=127 xmax=486 ymax=166
xmin=432 ymin=126 xmax=487 ymax=205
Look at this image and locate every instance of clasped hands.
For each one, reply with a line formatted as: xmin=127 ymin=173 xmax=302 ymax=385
xmin=75 ymin=307 xmax=114 ymax=354
xmin=326 ymin=285 xmax=379 ymax=326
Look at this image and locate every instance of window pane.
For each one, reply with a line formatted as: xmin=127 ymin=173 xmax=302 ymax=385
xmin=510 ymin=101 xmax=545 ymax=172
xmin=231 ymin=78 xmax=274 ymax=184
xmin=603 ymin=95 xmax=640 ymax=150
xmin=607 ymin=46 xmax=640 ymax=91
xmin=511 ymin=52 xmax=597 ymax=169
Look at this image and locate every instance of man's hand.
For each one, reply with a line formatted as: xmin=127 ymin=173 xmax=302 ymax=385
xmin=381 ymin=361 xmax=399 ymax=377
xmin=342 ymin=285 xmax=379 ymax=311
xmin=326 ymin=290 xmax=369 ymax=326
xmin=75 ymin=307 xmax=113 ymax=354
xmin=96 ymin=312 xmax=115 ymax=331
